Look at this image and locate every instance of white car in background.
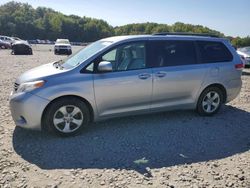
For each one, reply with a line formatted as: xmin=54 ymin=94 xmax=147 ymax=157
xmin=54 ymin=39 xmax=72 ymax=55
xmin=0 ymin=35 xmax=15 ymax=44
xmin=237 ymin=47 xmax=250 ymax=67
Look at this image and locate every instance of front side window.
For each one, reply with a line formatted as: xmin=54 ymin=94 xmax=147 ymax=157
xmin=102 ymin=49 xmax=117 ymax=62
xmin=148 ymin=40 xmax=197 ymax=67
xmin=197 ymin=41 xmax=233 ymax=63
xmin=97 ymin=42 xmax=146 ymax=72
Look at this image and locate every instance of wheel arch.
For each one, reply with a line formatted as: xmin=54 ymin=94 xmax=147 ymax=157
xmin=197 ymin=83 xmax=227 ymax=105
xmin=41 ymin=95 xmax=94 ymax=131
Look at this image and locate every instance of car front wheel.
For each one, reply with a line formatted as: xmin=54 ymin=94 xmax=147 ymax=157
xmin=43 ymin=97 xmax=90 ymax=136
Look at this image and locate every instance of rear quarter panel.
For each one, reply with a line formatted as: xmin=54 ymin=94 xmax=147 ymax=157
xmin=195 ymin=40 xmax=242 ymax=104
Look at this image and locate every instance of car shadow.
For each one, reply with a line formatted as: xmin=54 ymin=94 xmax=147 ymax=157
xmin=12 ymin=105 xmax=250 ymax=173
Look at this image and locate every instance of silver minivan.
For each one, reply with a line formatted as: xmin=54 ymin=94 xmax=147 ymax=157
xmin=9 ymin=34 xmax=243 ymax=136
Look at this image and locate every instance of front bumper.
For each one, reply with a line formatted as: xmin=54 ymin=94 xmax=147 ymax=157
xmin=54 ymin=48 xmax=72 ymax=54
xmin=9 ymin=92 xmax=50 ymax=130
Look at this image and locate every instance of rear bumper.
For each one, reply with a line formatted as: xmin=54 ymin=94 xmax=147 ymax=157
xmin=9 ymin=92 xmax=50 ymax=130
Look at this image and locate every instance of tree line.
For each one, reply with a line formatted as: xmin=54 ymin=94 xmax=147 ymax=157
xmin=0 ymin=1 xmax=114 ymax=42
xmin=0 ymin=1 xmax=249 ymax=47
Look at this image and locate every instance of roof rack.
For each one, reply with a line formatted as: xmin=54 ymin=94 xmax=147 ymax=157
xmin=152 ymin=32 xmax=219 ymax=38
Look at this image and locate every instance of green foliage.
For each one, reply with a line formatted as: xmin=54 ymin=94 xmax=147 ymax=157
xmin=0 ymin=1 xmax=113 ymax=42
xmin=114 ymin=22 xmax=224 ymax=37
xmin=231 ymin=37 xmax=250 ymax=48
xmin=0 ymin=1 xmax=249 ymax=45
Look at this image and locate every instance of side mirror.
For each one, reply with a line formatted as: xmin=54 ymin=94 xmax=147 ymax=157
xmin=98 ymin=61 xmax=113 ymax=72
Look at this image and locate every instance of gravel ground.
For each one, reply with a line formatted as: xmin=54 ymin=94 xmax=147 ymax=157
xmin=0 ymin=45 xmax=249 ymax=188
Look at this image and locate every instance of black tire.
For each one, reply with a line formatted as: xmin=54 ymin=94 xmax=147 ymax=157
xmin=43 ymin=97 xmax=90 ymax=136
xmin=197 ymin=86 xmax=223 ymax=116
xmin=29 ymin=49 xmax=33 ymax=55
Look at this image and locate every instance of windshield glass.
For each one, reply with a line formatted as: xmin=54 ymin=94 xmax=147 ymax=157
xmin=56 ymin=39 xmax=70 ymax=44
xmin=61 ymin=40 xmax=113 ymax=69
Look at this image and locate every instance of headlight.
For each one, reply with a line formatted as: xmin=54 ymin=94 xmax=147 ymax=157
xmin=67 ymin=46 xmax=71 ymax=49
xmin=16 ymin=80 xmax=45 ymax=93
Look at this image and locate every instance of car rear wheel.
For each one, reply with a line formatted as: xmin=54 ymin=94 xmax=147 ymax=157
xmin=43 ymin=97 xmax=90 ymax=136
xmin=29 ymin=48 xmax=33 ymax=55
xmin=11 ymin=49 xmax=16 ymax=55
xmin=197 ymin=87 xmax=223 ymax=116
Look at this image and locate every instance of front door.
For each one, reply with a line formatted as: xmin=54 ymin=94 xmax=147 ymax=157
xmin=93 ymin=42 xmax=153 ymax=117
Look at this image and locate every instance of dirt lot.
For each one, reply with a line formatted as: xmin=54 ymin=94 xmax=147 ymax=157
xmin=0 ymin=45 xmax=249 ymax=188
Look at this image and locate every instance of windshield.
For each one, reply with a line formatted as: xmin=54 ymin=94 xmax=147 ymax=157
xmin=56 ymin=39 xmax=70 ymax=44
xmin=61 ymin=40 xmax=113 ymax=69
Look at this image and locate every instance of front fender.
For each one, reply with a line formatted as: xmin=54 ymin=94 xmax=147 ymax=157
xmin=32 ymin=74 xmax=98 ymax=121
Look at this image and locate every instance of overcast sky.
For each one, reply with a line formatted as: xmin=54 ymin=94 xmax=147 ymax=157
xmin=1 ymin=0 xmax=249 ymax=37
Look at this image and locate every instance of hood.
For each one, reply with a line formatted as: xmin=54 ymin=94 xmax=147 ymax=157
xmin=55 ymin=43 xmax=71 ymax=47
xmin=16 ymin=62 xmax=65 ymax=84
xmin=237 ymin=49 xmax=250 ymax=57
xmin=243 ymin=51 xmax=250 ymax=57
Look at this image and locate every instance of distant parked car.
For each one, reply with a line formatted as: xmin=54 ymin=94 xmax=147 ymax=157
xmin=237 ymin=47 xmax=250 ymax=67
xmin=54 ymin=39 xmax=72 ymax=55
xmin=0 ymin=35 xmax=15 ymax=44
xmin=28 ymin=40 xmax=37 ymax=44
xmin=11 ymin=41 xmax=32 ymax=55
xmin=36 ymin=39 xmax=41 ymax=44
xmin=0 ymin=39 xmax=11 ymax=49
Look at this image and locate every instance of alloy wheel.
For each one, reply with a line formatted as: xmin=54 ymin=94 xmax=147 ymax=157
xmin=53 ymin=105 xmax=83 ymax=133
xmin=202 ymin=91 xmax=220 ymax=113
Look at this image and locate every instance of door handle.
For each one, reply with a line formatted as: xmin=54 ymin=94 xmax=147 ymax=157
xmin=155 ymin=71 xmax=166 ymax=78
xmin=138 ymin=73 xmax=151 ymax=79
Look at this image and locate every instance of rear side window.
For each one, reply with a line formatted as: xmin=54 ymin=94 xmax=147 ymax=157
xmin=148 ymin=40 xmax=197 ymax=67
xmin=197 ymin=41 xmax=233 ymax=63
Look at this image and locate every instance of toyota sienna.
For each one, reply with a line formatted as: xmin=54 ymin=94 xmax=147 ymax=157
xmin=9 ymin=33 xmax=243 ymax=136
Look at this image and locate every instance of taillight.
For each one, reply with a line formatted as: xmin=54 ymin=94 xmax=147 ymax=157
xmin=235 ymin=63 xmax=244 ymax=70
